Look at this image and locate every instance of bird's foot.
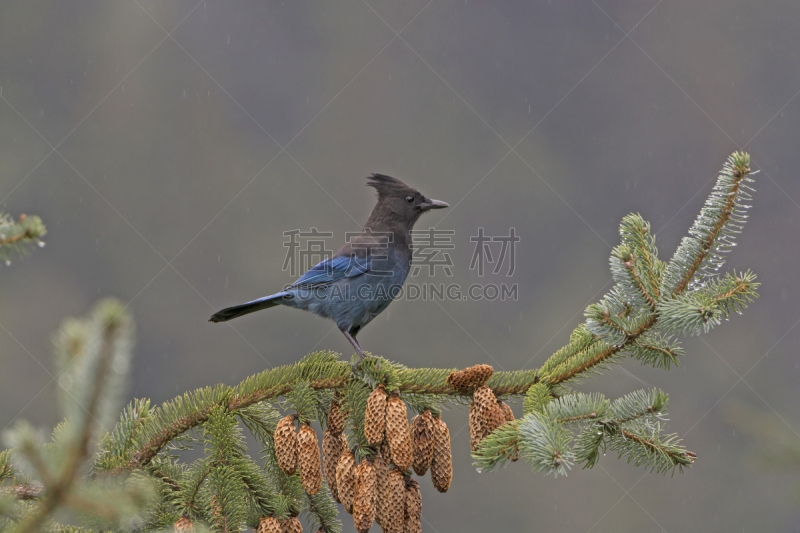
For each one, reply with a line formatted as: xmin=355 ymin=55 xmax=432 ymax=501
xmin=351 ymin=351 xmax=371 ymax=371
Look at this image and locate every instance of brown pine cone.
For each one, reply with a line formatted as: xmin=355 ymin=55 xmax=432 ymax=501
xmin=322 ymin=429 xmax=343 ymax=502
xmin=353 ymin=459 xmax=377 ymax=533
xmin=335 ymin=447 xmax=356 ymax=514
xmin=386 ymin=392 xmax=413 ymax=472
xmin=476 ymin=386 xmax=505 ymax=434
xmin=498 ymin=400 xmax=514 ymax=423
xmin=281 ymin=516 xmax=303 ymax=533
xmin=174 ymin=515 xmax=194 ymax=533
xmin=328 ymin=396 xmax=344 ymax=436
xmin=468 ymin=399 xmax=483 ymax=452
xmin=209 ymin=496 xmax=225 ymax=529
xmin=373 ymin=452 xmax=390 ymax=528
xmin=380 ymin=441 xmax=393 ymax=466
xmin=446 ymin=364 xmax=493 ymax=392
xmin=365 ymin=384 xmax=388 ymax=447
xmin=297 ymin=424 xmax=322 ymax=495
xmin=385 ymin=468 xmax=405 ymax=533
xmin=411 ymin=410 xmax=435 ymax=475
xmin=256 ymin=516 xmax=281 ymax=533
xmin=403 ymin=478 xmax=422 ymax=533
xmin=274 ymin=415 xmax=298 ymax=475
xmin=430 ymin=416 xmax=452 ymax=493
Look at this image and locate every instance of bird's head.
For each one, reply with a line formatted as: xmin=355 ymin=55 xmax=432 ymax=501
xmin=366 ymin=174 xmax=449 ymax=225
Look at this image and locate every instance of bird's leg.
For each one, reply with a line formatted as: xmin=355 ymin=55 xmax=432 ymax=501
xmin=342 ymin=330 xmax=368 ymax=369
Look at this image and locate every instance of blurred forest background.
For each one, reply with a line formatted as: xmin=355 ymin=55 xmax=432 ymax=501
xmin=1 ymin=1 xmax=799 ymax=531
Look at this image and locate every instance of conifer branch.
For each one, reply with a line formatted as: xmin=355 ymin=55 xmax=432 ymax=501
xmin=633 ymin=222 xmax=662 ymax=301
xmin=546 ymin=316 xmax=656 ymax=385
xmin=664 ymin=152 xmax=753 ymax=295
xmin=618 ymin=428 xmax=694 ymax=468
xmin=556 ymin=413 xmax=598 ymax=424
xmin=0 ymin=301 xmax=154 ymax=533
xmin=8 ymin=316 xmax=123 ymax=533
xmin=0 ymin=212 xmax=46 ymax=263
xmin=657 ymin=271 xmax=759 ymax=336
xmin=150 ymin=468 xmax=181 ymax=494
xmin=471 ymin=420 xmax=522 ymax=472
xmin=0 ymin=451 xmax=15 ymax=484
xmin=129 ymin=374 xmax=347 ymax=470
xmin=633 ymin=343 xmax=678 ymax=362
xmin=304 ymin=486 xmax=342 ymax=533
xmin=607 ymin=422 xmax=695 ymax=474
xmin=0 ymin=153 xmax=760 ymax=530
xmin=0 ymin=232 xmax=29 ymax=247
xmin=624 ymin=255 xmax=659 ymax=310
xmin=183 ymin=460 xmax=217 ymax=515
xmin=523 ymin=382 xmax=554 ymax=415
xmin=124 ymin=363 xmax=541 ymax=471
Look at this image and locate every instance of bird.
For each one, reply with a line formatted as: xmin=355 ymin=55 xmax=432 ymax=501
xmin=209 ymin=174 xmax=449 ymax=362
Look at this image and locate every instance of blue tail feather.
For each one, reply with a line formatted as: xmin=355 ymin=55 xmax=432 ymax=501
xmin=209 ymin=292 xmax=292 ymax=322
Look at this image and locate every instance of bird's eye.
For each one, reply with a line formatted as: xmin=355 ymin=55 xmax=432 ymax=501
xmin=405 ymin=196 xmax=415 ymax=203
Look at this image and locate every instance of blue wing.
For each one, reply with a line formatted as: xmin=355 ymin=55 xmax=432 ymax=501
xmin=290 ymin=254 xmax=371 ymax=288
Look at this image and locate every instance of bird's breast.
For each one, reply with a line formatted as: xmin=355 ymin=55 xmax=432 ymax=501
xmin=372 ymin=248 xmax=411 ymax=284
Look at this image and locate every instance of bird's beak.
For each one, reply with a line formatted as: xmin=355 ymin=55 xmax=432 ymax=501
xmin=422 ymin=198 xmax=449 ymax=210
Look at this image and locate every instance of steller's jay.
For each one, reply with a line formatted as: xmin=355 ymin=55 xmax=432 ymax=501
xmin=209 ymin=174 xmax=448 ymax=361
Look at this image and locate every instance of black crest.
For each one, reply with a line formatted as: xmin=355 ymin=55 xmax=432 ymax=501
xmin=366 ymin=174 xmax=418 ymax=198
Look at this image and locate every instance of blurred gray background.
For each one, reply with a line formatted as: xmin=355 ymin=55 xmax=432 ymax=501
xmin=2 ymin=1 xmax=799 ymax=531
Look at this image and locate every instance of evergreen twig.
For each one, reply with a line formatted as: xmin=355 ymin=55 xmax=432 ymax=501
xmin=8 ymin=317 xmax=123 ymax=533
xmin=0 ymin=212 xmax=46 ymax=263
